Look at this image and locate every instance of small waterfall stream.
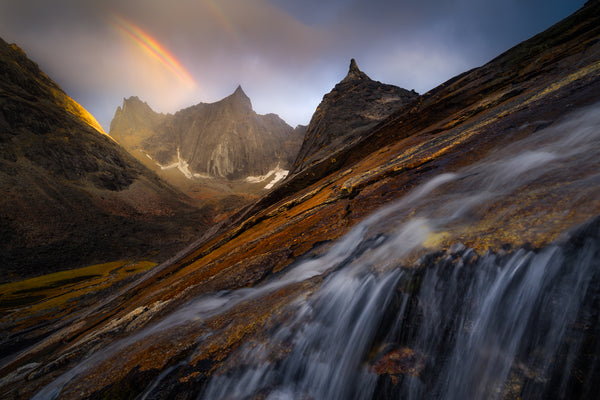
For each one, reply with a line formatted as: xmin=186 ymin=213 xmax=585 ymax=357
xmin=33 ymin=105 xmax=600 ymax=399
xmin=197 ymin=104 xmax=600 ymax=400
xmin=200 ymin=221 xmax=600 ymax=400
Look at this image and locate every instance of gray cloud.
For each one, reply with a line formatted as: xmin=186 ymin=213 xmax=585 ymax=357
xmin=0 ymin=0 xmax=586 ymax=130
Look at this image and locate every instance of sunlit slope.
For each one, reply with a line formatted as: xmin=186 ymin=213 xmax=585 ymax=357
xmin=4 ymin=43 xmax=106 ymax=135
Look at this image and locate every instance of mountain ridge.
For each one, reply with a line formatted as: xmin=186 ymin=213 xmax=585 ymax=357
xmin=2 ymin=1 xmax=600 ymax=398
xmin=109 ymin=86 xmax=303 ymax=183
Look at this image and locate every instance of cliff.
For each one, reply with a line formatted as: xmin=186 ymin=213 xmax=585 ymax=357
xmin=291 ymin=59 xmax=418 ymax=173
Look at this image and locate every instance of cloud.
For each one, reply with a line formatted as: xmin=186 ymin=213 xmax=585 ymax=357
xmin=0 ymin=0 xmax=587 ymax=130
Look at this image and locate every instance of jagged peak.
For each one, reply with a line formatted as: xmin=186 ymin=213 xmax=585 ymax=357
xmin=233 ymin=84 xmax=246 ymax=96
xmin=121 ymin=96 xmax=155 ymax=113
xmin=223 ymin=84 xmax=252 ymax=110
xmin=342 ymin=58 xmax=369 ymax=82
xmin=123 ymin=95 xmax=146 ymax=105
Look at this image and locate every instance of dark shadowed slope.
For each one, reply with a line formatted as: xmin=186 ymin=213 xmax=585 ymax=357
xmin=0 ymin=38 xmax=211 ymax=282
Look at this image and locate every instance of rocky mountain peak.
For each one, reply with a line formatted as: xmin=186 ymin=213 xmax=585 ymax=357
xmin=233 ymin=84 xmax=246 ymax=96
xmin=110 ymin=85 xmax=303 ymax=182
xmin=120 ymin=96 xmax=154 ymax=114
xmin=291 ymin=59 xmax=419 ymax=174
xmin=123 ymin=95 xmax=144 ymax=105
xmin=342 ymin=58 xmax=369 ymax=82
xmin=109 ymin=96 xmax=165 ymax=148
xmin=223 ymin=84 xmax=252 ymax=111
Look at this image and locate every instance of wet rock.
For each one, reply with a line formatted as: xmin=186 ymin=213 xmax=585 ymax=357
xmin=372 ymin=347 xmax=426 ymax=383
xmin=3 ymin=2 xmax=600 ymax=399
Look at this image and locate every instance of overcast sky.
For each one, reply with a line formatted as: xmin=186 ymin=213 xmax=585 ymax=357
xmin=0 ymin=0 xmax=586 ymax=130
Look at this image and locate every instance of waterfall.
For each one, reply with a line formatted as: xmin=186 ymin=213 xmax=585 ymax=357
xmin=197 ymin=104 xmax=600 ymax=399
xmin=198 ymin=222 xmax=600 ymax=400
xmin=32 ymin=105 xmax=600 ymax=399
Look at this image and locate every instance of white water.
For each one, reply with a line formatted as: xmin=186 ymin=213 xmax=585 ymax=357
xmin=200 ymin=225 xmax=600 ymax=400
xmin=198 ymin=104 xmax=600 ymax=399
xmin=32 ymin=104 xmax=600 ymax=399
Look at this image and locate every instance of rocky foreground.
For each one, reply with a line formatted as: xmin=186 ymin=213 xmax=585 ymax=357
xmin=1 ymin=1 xmax=600 ymax=399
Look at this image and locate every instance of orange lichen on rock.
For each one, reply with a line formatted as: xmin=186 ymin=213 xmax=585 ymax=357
xmin=372 ymin=347 xmax=426 ymax=384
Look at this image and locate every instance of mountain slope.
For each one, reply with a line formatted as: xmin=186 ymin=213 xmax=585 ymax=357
xmin=0 ymin=38 xmax=210 ymax=282
xmin=2 ymin=1 xmax=600 ymax=398
xmin=291 ymin=59 xmax=418 ymax=174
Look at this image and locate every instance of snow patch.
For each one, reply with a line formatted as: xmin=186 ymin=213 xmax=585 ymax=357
xmin=245 ymin=169 xmax=276 ymax=184
xmin=265 ymin=168 xmax=288 ymax=189
xmin=152 ymin=148 xmax=211 ymax=180
xmin=245 ymin=166 xmax=289 ymax=189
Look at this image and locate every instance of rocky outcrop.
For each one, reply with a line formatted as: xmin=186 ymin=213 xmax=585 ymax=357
xmin=0 ymin=38 xmax=210 ymax=281
xmin=109 ymin=86 xmax=304 ymax=181
xmin=291 ymin=59 xmax=418 ymax=174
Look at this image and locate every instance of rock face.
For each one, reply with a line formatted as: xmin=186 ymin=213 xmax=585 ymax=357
xmin=291 ymin=59 xmax=418 ymax=174
xmin=110 ymin=86 xmax=303 ymax=181
xmin=108 ymin=96 xmax=164 ymax=151
xmin=0 ymin=38 xmax=210 ymax=282
xmin=3 ymin=2 xmax=600 ymax=399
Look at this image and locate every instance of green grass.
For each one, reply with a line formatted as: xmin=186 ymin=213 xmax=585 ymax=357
xmin=0 ymin=260 xmax=156 ymax=313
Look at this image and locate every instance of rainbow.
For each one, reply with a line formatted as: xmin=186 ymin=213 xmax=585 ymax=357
xmin=112 ymin=15 xmax=196 ymax=88
xmin=204 ymin=0 xmax=240 ymax=43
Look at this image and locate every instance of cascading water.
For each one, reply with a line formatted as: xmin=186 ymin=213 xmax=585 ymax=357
xmin=199 ymin=221 xmax=600 ymax=400
xmin=33 ymin=105 xmax=600 ymax=399
xmin=194 ymin=107 xmax=600 ymax=400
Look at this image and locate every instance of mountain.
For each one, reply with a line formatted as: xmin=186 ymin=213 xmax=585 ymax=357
xmin=0 ymin=38 xmax=210 ymax=282
xmin=108 ymin=95 xmax=164 ymax=151
xmin=291 ymin=59 xmax=418 ymax=174
xmin=109 ymin=86 xmax=304 ymax=183
xmin=2 ymin=1 xmax=600 ymax=399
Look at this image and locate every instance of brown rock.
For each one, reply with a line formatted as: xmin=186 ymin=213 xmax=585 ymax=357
xmin=372 ymin=347 xmax=426 ymax=383
xmin=109 ymin=86 xmax=303 ymax=180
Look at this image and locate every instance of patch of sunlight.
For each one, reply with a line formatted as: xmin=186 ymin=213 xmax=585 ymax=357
xmin=423 ymin=231 xmax=450 ymax=249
